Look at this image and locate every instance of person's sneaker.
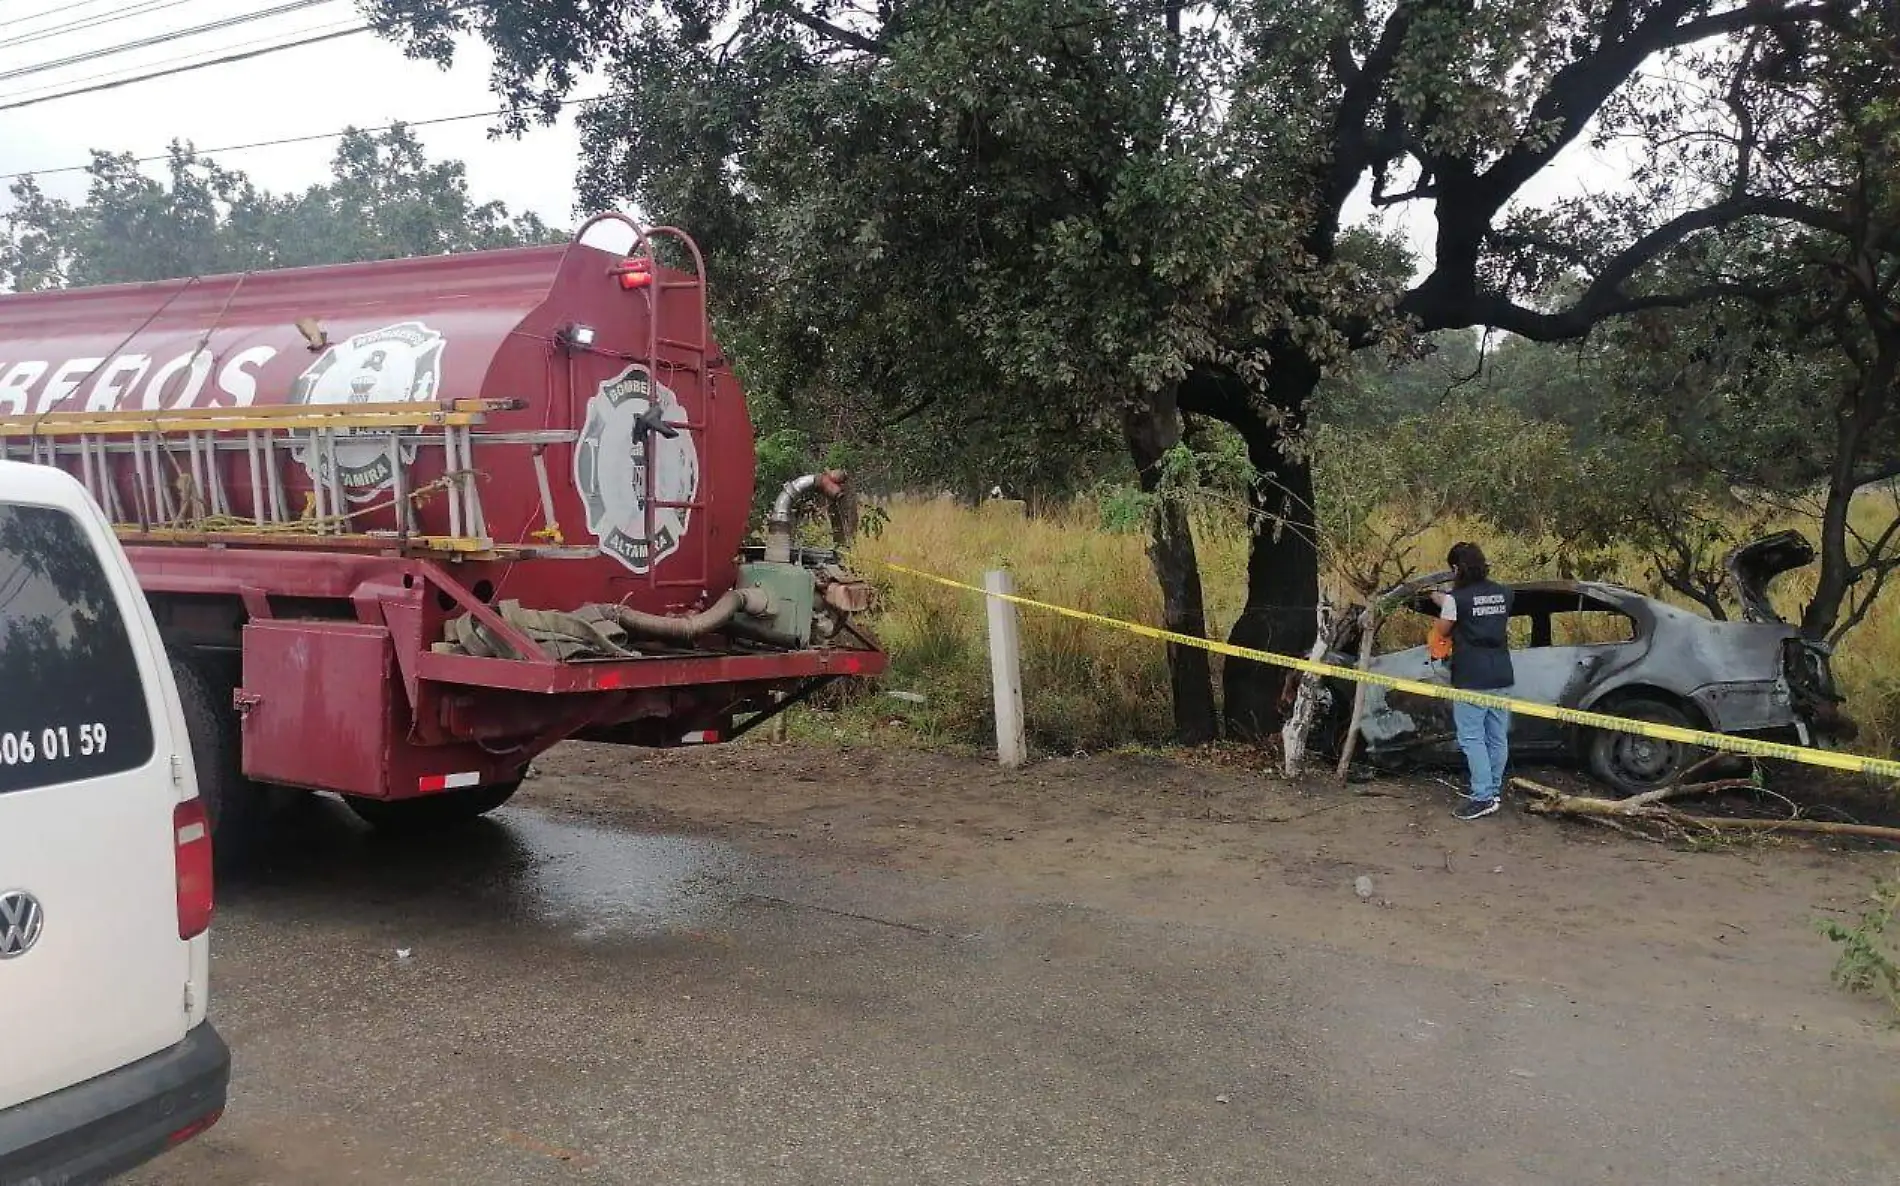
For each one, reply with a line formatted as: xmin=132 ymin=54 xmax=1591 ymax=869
xmin=1454 ymin=797 xmax=1501 ymax=821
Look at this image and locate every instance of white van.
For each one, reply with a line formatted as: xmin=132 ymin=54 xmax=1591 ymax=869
xmin=0 ymin=460 xmax=229 ymax=1182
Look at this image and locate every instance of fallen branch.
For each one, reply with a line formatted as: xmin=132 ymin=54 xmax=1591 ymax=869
xmin=1513 ymin=777 xmax=1900 ymax=843
xmin=1615 ymin=777 xmax=1760 ymax=810
xmin=1582 ymin=815 xmax=1648 ymax=839
xmin=1335 ymin=602 xmax=1381 ymax=783
xmin=1649 ymin=816 xmax=1900 ymax=841
xmin=1280 ymin=597 xmax=1339 ymax=778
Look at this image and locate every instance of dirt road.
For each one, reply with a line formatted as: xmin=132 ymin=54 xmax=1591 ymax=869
xmin=130 ymin=742 xmax=1900 ymax=1184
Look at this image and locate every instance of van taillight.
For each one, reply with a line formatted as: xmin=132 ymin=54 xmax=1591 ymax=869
xmin=174 ymin=798 xmax=214 ymax=940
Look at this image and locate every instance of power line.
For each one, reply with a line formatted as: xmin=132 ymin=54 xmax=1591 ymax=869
xmin=0 ymin=14 xmax=362 ymax=105
xmin=0 ymin=0 xmax=346 ymax=84
xmin=0 ymin=91 xmax=623 ymax=182
xmin=0 ymin=0 xmax=207 ymax=53
xmin=0 ymin=23 xmax=372 ymax=111
xmin=0 ymin=21 xmax=364 ymax=106
xmin=0 ymin=0 xmax=122 ymax=11
xmin=0 ymin=2 xmax=331 ymax=78
xmin=0 ymin=0 xmax=479 ymax=106
xmin=5 ymin=0 xmax=132 ymax=15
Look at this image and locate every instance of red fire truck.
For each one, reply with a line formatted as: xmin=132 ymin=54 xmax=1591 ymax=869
xmin=0 ymin=215 xmax=886 ymax=846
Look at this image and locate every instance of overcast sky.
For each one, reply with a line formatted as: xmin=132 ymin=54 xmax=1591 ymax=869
xmin=0 ymin=0 xmax=1621 ymax=273
xmin=0 ymin=0 xmax=589 ymax=223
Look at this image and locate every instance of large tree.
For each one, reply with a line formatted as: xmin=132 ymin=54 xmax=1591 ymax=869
xmin=1498 ymin=4 xmax=1900 ymax=644
xmin=371 ymin=0 xmax=1853 ymax=738
xmin=1737 ymin=3 xmax=1900 ymax=643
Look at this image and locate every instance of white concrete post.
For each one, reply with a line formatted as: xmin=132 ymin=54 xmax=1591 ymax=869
xmin=984 ymin=568 xmax=1027 ymax=767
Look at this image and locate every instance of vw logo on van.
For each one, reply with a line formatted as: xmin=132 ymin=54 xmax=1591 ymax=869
xmin=0 ymin=890 xmax=44 ymax=958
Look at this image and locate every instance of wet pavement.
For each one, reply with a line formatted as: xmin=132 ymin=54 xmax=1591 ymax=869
xmin=128 ymin=797 xmax=1900 ymax=1186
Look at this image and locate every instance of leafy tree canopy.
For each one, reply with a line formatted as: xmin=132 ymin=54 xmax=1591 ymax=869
xmin=1 ymin=124 xmax=561 ymax=292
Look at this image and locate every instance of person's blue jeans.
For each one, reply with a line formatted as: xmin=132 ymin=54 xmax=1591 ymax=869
xmin=1452 ymin=695 xmax=1511 ymax=802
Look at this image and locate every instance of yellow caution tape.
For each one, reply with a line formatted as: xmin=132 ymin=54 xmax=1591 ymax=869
xmin=877 ymin=561 xmax=1900 ymax=782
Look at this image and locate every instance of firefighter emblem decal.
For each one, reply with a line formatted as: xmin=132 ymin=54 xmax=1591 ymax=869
xmin=574 ymin=364 xmax=700 ymax=573
xmin=288 ymin=320 xmax=446 ymax=499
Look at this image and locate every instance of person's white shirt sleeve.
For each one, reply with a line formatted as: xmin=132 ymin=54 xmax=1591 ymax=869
xmin=1438 ymin=596 xmax=1457 ymax=623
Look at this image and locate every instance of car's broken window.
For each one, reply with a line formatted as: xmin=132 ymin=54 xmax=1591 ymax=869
xmin=1375 ymin=585 xmax=1638 ymax=652
xmin=1551 ymin=609 xmax=1637 ymax=645
xmin=1510 ymin=588 xmax=1639 ymax=648
xmin=1508 ymin=615 xmax=1536 ymax=647
xmin=1377 ymin=599 xmax=1442 ymax=650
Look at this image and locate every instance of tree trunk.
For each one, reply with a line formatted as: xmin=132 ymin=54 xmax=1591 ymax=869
xmin=1123 ymin=388 xmax=1219 ymax=744
xmin=828 ymin=486 xmax=861 ymax=550
xmin=1806 ymin=443 xmax=1860 ymax=641
xmin=1178 ymin=357 xmax=1326 ymax=743
xmin=1226 ymin=450 xmax=1321 ymax=739
xmin=1226 ymin=369 xmax=1323 ymax=742
xmin=1803 ymin=339 xmax=1896 ymax=641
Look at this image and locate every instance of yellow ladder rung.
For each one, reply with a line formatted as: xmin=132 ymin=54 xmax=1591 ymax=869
xmin=0 ymin=397 xmax=518 ymax=437
xmin=118 ymin=526 xmax=498 ymax=555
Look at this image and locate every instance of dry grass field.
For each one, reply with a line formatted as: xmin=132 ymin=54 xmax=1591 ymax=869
xmin=836 ymin=493 xmax=1900 ymax=758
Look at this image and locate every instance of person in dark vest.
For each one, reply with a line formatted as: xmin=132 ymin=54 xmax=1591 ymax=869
xmin=1429 ymin=541 xmax=1515 ymax=820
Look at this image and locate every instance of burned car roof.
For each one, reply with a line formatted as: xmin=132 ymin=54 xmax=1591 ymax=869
xmin=1391 ymin=579 xmax=1722 ymax=627
xmin=1393 ymin=577 xmax=1644 ymax=607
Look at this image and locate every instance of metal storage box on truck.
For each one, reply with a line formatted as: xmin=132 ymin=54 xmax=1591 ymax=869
xmin=0 ymin=217 xmax=886 ymax=841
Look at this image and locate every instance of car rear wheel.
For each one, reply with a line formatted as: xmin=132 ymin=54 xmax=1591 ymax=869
xmin=1585 ymin=696 xmax=1704 ymax=797
xmin=344 ymin=779 xmax=523 ymax=833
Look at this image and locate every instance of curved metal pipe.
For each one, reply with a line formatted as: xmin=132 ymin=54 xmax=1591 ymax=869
xmin=727 ymin=615 xmax=804 ymax=651
xmin=766 ymin=469 xmax=848 ymax=563
xmin=613 ymin=586 xmax=770 ymax=643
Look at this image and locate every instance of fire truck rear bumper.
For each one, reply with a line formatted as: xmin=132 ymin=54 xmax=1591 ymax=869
xmin=414 ymin=647 xmax=886 ymax=695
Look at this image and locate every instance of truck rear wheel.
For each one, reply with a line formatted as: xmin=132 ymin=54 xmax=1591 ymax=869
xmin=344 ymin=779 xmax=523 ymax=833
xmin=170 ymin=656 xmax=270 ymax=858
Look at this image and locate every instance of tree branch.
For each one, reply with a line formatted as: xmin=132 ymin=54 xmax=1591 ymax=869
xmin=1320 ymin=1 xmax=1419 ymax=229
xmin=1486 ymin=228 xmax=1595 ymax=268
xmin=1666 ymin=2 xmax=1839 ymax=50
xmin=1408 ymin=194 xmax=1836 ymax=338
xmin=1846 ymin=511 xmax=1900 ymax=580
xmin=1445 ymin=1 xmax=1703 ymax=238
xmin=1832 ymin=534 xmax=1900 ymax=644
xmin=1328 ymin=35 xmax=1359 ymax=83
xmin=882 ymin=394 xmax=935 ymax=427
xmin=1852 ymin=459 xmax=1900 ymax=487
xmin=782 ymin=7 xmax=884 ymax=55
xmin=1178 ymin=361 xmax=1257 ymax=422
xmin=1421 ymin=1 xmax=1835 ymax=302
xmin=1466 ymin=281 xmax=1788 ymax=341
xmin=1370 ymin=178 xmax=1437 ymax=207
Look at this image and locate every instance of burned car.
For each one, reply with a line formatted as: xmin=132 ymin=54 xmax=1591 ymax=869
xmin=1320 ymin=532 xmax=1851 ymax=795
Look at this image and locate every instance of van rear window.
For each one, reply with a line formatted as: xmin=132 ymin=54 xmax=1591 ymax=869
xmin=0 ymin=503 xmax=156 ymax=793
